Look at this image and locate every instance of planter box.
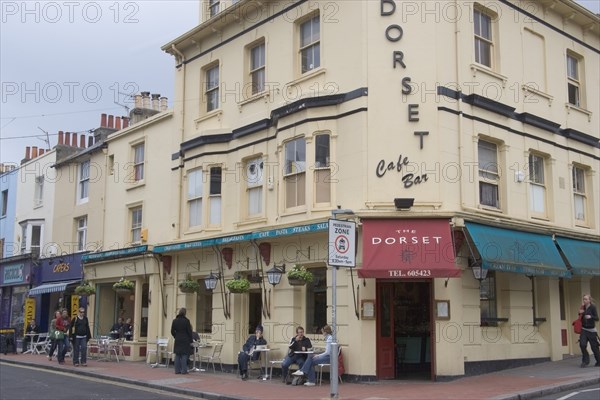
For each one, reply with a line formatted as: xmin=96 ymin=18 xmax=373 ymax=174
xmin=179 ymin=287 xmax=198 ymax=294
xmin=114 ymin=288 xmax=132 ymax=295
xmin=288 ymin=278 xmax=307 ymax=286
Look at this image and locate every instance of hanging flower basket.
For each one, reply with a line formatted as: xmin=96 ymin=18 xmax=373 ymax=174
xmin=287 ymin=265 xmax=314 ymax=286
xmin=113 ymin=278 xmax=134 ymax=294
xmin=74 ymin=282 xmax=96 ymax=296
xmin=179 ymin=275 xmax=200 ymax=294
xmin=226 ymin=277 xmax=250 ymax=294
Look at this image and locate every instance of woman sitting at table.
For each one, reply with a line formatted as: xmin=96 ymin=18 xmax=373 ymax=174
xmin=237 ymin=325 xmax=267 ymax=381
xmin=292 ymin=325 xmax=333 ymax=386
xmin=22 ymin=319 xmax=39 ymax=353
xmin=110 ymin=318 xmax=124 ymax=339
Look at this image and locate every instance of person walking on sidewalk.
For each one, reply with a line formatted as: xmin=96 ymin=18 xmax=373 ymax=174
xmin=171 ymin=307 xmax=193 ymax=375
xmin=71 ymin=307 xmax=92 ymax=366
xmin=578 ymin=294 xmax=600 ymax=368
xmin=47 ymin=311 xmax=61 ymax=361
xmin=293 ymin=325 xmax=333 ymax=386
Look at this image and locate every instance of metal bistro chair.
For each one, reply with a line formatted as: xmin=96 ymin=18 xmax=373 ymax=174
xmin=199 ymin=343 xmax=223 ymax=373
xmin=317 ymin=346 xmax=344 ymax=386
xmin=33 ymin=334 xmax=49 ymax=355
xmin=147 ymin=338 xmax=172 ymax=368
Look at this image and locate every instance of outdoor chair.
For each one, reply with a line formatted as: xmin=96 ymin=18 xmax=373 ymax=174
xmin=147 ymin=337 xmax=171 ymax=367
xmin=317 ymin=346 xmax=343 ymax=386
xmin=199 ymin=343 xmax=223 ymax=373
xmin=33 ymin=334 xmax=49 ymax=355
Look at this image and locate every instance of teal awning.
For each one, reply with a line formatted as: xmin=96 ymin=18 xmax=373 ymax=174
xmin=555 ymin=236 xmax=600 ymax=276
xmin=465 ymin=222 xmax=571 ymax=278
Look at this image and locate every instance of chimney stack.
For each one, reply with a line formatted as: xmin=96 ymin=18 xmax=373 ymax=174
xmin=101 ymin=113 xmax=107 ymax=128
xmin=160 ymin=96 xmax=168 ymax=111
xmin=58 ymin=131 xmax=64 ymax=145
xmin=122 ymin=116 xmax=129 ymax=129
xmin=32 ymin=146 xmax=38 ymax=158
xmin=80 ymin=134 xmax=85 ymax=148
xmin=64 ymin=132 xmax=71 ymax=146
xmin=141 ymin=91 xmax=151 ymax=108
xmin=25 ymin=147 xmax=31 ymax=159
xmin=71 ymin=133 xmax=77 ymax=147
xmin=108 ymin=115 xmax=114 ymax=129
xmin=39 ymin=148 xmax=45 ymax=156
xmin=115 ymin=115 xmax=122 ymax=130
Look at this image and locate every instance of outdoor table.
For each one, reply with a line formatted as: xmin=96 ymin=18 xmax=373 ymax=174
xmin=97 ymin=337 xmax=112 ymax=361
xmin=190 ymin=342 xmax=211 ymax=372
xmin=23 ymin=333 xmax=38 ymax=354
xmin=253 ymin=347 xmax=277 ymax=380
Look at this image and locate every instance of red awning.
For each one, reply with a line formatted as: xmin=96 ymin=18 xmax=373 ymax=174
xmin=359 ymin=219 xmax=460 ymax=279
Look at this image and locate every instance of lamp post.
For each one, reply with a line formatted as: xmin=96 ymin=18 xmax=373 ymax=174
xmin=329 ymin=208 xmax=355 ymax=399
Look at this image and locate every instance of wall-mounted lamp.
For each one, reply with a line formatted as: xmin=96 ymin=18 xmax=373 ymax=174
xmin=266 ymin=264 xmax=286 ymax=286
xmin=394 ymin=198 xmax=414 ymax=210
xmin=470 ymin=260 xmax=488 ymax=281
xmin=204 ymin=271 xmax=221 ymax=291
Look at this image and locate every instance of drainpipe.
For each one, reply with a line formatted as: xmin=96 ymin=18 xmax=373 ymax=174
xmin=171 ymin=44 xmax=186 ymax=240
xmin=455 ymin=0 xmax=467 ymax=211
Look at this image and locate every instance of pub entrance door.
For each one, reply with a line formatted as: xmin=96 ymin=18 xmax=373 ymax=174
xmin=376 ymin=281 xmax=432 ymax=380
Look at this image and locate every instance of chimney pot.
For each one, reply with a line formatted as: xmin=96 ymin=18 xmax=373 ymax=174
xmin=58 ymin=131 xmax=64 ymax=145
xmin=64 ymin=132 xmax=71 ymax=146
xmin=142 ymin=92 xmax=151 ymax=108
xmin=88 ymin=136 xmax=94 ymax=147
xmin=39 ymin=149 xmax=45 ymax=156
xmin=160 ymin=97 xmax=168 ymax=111
xmin=134 ymin=94 xmax=142 ymax=108
xmin=108 ymin=115 xmax=114 ymax=129
xmin=122 ymin=116 xmax=129 ymax=129
xmin=79 ymin=135 xmax=85 ymax=148
xmin=151 ymin=94 xmax=160 ymax=110
xmin=32 ymin=146 xmax=38 ymax=158
xmin=25 ymin=146 xmax=31 ymax=159
xmin=115 ymin=115 xmax=122 ymax=130
xmin=101 ymin=113 xmax=107 ymax=128
xmin=71 ymin=133 xmax=77 ymax=147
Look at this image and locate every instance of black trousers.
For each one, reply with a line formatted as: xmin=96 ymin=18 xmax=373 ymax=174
xmin=579 ymin=330 xmax=600 ymax=365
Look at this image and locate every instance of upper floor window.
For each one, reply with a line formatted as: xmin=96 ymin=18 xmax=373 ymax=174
xmin=478 ymin=140 xmax=500 ymax=209
xmin=79 ymin=160 xmax=90 ymax=201
xmin=1 ymin=189 xmax=8 ymax=217
xmin=567 ymin=53 xmax=582 ymax=107
xmin=206 ymin=64 xmax=220 ymax=112
xmin=208 ymin=0 xmax=220 ymax=17
xmin=314 ymin=134 xmax=331 ymax=204
xmin=573 ymin=165 xmax=587 ymax=222
xmin=20 ymin=222 xmax=42 ymax=256
xmin=250 ymin=42 xmax=266 ymax=95
xmin=284 ymin=137 xmax=306 ymax=208
xmin=34 ymin=175 xmax=44 ymax=207
xmin=133 ymin=143 xmax=145 ymax=181
xmin=209 ymin=167 xmax=222 ymax=226
xmin=299 ymin=14 xmax=320 ymax=73
xmin=188 ymin=169 xmax=203 ymax=228
xmin=130 ymin=206 xmax=143 ymax=244
xmin=245 ymin=157 xmax=263 ymax=217
xmin=528 ymin=154 xmax=546 ymax=215
xmin=474 ymin=8 xmax=493 ymax=68
xmin=76 ymin=216 xmax=87 ymax=252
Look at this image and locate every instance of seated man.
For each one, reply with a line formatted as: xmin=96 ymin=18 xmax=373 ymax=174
xmin=22 ymin=320 xmax=39 ymax=353
xmin=293 ymin=325 xmax=333 ymax=386
xmin=110 ymin=318 xmax=124 ymax=339
xmin=281 ymin=326 xmax=312 ymax=382
xmin=237 ymin=325 xmax=267 ymax=380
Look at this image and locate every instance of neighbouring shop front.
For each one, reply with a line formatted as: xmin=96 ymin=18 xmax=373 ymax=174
xmin=0 ymin=254 xmax=35 ymax=337
xmin=359 ymin=218 xmax=460 ymax=381
xmin=29 ymin=253 xmax=85 ymax=332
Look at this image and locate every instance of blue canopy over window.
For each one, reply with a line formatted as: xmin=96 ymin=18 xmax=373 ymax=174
xmin=555 ymin=236 xmax=600 ymax=276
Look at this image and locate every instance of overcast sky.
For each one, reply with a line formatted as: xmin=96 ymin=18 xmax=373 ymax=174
xmin=1 ymin=0 xmax=599 ymax=166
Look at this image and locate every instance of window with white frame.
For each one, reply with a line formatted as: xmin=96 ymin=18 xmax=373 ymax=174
xmin=474 ymin=8 xmax=493 ymax=68
xmin=188 ymin=169 xmax=203 ymax=228
xmin=246 ymin=157 xmax=263 ymax=217
xmin=76 ymin=216 xmax=87 ymax=252
xmin=79 ymin=160 xmax=90 ymax=201
xmin=19 ymin=221 xmax=42 ymax=255
xmin=208 ymin=0 xmax=220 ymax=17
xmin=206 ymin=64 xmax=220 ymax=112
xmin=1 ymin=189 xmax=8 ymax=217
xmin=314 ymin=134 xmax=331 ymax=204
xmin=528 ymin=154 xmax=546 ymax=215
xmin=478 ymin=140 xmax=500 ymax=208
xmin=567 ymin=53 xmax=582 ymax=107
xmin=573 ymin=165 xmax=587 ymax=221
xmin=133 ymin=143 xmax=145 ymax=182
xmin=284 ymin=137 xmax=306 ymax=208
xmin=299 ymin=14 xmax=320 ymax=73
xmin=209 ymin=167 xmax=222 ymax=226
xmin=130 ymin=207 xmax=142 ymax=243
xmin=34 ymin=175 xmax=44 ymax=207
xmin=250 ymin=42 xmax=266 ymax=95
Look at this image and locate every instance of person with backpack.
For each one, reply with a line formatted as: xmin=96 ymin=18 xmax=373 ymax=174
xmin=71 ymin=307 xmax=92 ymax=366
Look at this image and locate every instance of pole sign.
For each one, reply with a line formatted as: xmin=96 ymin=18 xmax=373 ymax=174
xmin=328 ymin=219 xmax=356 ymax=267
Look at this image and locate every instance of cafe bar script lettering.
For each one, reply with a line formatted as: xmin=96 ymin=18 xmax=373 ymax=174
xmin=376 ymin=0 xmax=431 ymax=184
xmin=53 ymin=263 xmax=70 ymax=273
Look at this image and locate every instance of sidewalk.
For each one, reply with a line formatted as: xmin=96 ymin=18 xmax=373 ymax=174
xmin=1 ymin=353 xmax=598 ymax=400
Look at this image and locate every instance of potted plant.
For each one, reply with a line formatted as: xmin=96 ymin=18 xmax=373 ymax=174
xmin=74 ymin=281 xmax=96 ymax=296
xmin=287 ymin=265 xmax=314 ymax=286
xmin=179 ymin=275 xmax=200 ymax=294
xmin=225 ymin=277 xmax=250 ymax=294
xmin=113 ymin=277 xmax=135 ymax=294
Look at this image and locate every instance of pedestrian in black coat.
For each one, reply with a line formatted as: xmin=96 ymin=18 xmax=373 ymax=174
xmin=171 ymin=307 xmax=193 ymax=374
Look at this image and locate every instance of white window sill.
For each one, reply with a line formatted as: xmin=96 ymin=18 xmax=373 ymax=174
xmin=126 ymin=181 xmax=145 ymax=191
xmin=477 ymin=204 xmax=503 ymax=214
xmin=281 ymin=208 xmax=308 ymax=218
xmin=194 ymin=110 xmax=223 ymax=127
xmin=530 ymin=214 xmax=549 ymax=222
xmin=237 ymin=91 xmax=270 ymax=109
xmin=287 ymin=67 xmax=327 ymax=87
xmin=235 ymin=217 xmax=268 ymax=228
xmin=470 ymin=64 xmax=507 ymax=87
xmin=565 ymin=103 xmax=592 ymax=121
xmin=521 ymin=85 xmax=553 ymax=106
xmin=574 ymin=221 xmax=590 ymax=229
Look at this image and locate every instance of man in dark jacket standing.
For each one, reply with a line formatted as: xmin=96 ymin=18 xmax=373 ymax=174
xmin=171 ymin=307 xmax=193 ymax=374
xmin=71 ymin=308 xmax=92 ymax=366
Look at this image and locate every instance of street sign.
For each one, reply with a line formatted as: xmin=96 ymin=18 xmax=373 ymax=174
xmin=328 ymin=219 xmax=356 ymax=267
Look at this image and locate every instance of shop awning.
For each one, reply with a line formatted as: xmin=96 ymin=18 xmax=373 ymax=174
xmin=555 ymin=236 xmax=600 ymax=276
xmin=28 ymin=280 xmax=80 ymax=296
xmin=359 ymin=219 xmax=460 ymax=279
xmin=465 ymin=222 xmax=570 ymax=278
